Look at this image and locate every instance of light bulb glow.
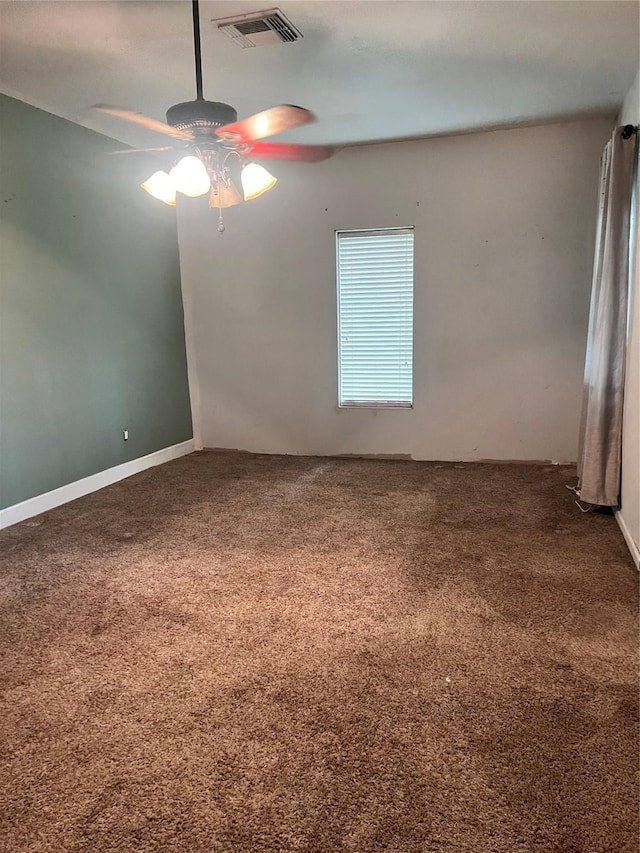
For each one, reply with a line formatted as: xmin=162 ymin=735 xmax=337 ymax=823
xmin=140 ymin=170 xmax=176 ymax=206
xmin=170 ymin=156 xmax=211 ymax=198
xmin=241 ymin=162 xmax=277 ymax=201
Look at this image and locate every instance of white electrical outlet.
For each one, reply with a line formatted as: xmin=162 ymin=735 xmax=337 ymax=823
xmin=123 ymin=429 xmax=129 ymax=441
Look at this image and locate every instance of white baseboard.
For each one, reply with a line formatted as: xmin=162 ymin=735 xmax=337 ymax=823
xmin=615 ymin=510 xmax=640 ymax=569
xmin=0 ymin=439 xmax=195 ymax=530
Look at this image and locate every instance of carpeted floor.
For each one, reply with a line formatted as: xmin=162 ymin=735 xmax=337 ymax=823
xmin=0 ymin=451 xmax=638 ymax=853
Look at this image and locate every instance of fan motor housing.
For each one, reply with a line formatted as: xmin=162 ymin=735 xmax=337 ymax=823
xmin=166 ymin=100 xmax=238 ymax=134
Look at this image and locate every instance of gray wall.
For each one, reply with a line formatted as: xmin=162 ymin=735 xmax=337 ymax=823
xmin=178 ymin=116 xmax=613 ymax=462
xmin=0 ymin=94 xmax=192 ymax=509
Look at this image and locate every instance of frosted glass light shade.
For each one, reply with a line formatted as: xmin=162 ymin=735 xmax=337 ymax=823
xmin=140 ymin=170 xmax=176 ymax=206
xmin=170 ymin=156 xmax=211 ymax=198
xmin=209 ymin=181 xmax=243 ymax=209
xmin=241 ymin=162 xmax=277 ymax=201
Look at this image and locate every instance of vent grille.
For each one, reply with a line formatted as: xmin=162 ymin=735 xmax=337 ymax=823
xmin=265 ymin=14 xmax=298 ymax=42
xmin=235 ymin=20 xmax=271 ymax=36
xmin=213 ymin=8 xmax=302 ymax=48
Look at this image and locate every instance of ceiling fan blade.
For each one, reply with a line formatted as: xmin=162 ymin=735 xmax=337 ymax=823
xmin=108 ymin=147 xmax=175 ymax=155
xmin=92 ymin=105 xmax=194 ymax=141
xmin=216 ymin=105 xmax=315 ymax=142
xmin=245 ymin=141 xmax=335 ymax=162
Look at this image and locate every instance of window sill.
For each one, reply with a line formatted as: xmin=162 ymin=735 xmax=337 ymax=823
xmin=338 ymin=402 xmax=413 ymax=410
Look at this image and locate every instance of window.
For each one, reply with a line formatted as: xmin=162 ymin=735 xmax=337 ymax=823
xmin=336 ymin=227 xmax=414 ymax=407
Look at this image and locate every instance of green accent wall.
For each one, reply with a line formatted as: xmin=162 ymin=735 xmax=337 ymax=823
xmin=0 ymin=95 xmax=193 ymax=509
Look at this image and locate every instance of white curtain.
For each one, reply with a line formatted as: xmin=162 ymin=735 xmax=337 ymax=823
xmin=577 ymin=127 xmax=636 ymax=507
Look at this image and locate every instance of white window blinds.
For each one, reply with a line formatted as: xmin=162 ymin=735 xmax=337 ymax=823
xmin=337 ymin=228 xmax=414 ymax=407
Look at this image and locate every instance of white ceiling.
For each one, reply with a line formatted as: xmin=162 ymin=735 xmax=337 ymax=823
xmin=1 ymin=0 xmax=638 ymax=148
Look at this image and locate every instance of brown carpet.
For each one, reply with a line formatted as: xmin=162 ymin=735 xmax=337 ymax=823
xmin=0 ymin=451 xmax=638 ymax=853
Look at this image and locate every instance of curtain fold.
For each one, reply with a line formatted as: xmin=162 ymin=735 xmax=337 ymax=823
xmin=577 ymin=128 xmax=636 ymax=507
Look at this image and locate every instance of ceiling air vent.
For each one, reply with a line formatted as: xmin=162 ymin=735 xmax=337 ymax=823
xmin=213 ymin=8 xmax=302 ymax=48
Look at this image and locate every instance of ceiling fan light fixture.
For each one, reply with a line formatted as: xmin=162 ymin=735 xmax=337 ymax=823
xmin=170 ymin=155 xmax=211 ymax=197
xmin=140 ymin=170 xmax=177 ymax=206
xmin=99 ymin=1 xmax=331 ymax=230
xmin=241 ymin=162 xmax=277 ymax=200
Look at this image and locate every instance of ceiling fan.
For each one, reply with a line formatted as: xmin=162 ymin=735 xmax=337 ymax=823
xmin=94 ymin=0 xmax=334 ymax=231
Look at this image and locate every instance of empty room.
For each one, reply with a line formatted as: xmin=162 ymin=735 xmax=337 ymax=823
xmin=1 ymin=1 xmax=639 ymax=850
